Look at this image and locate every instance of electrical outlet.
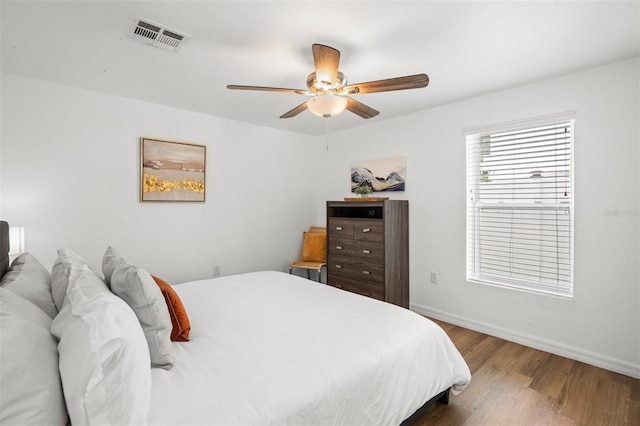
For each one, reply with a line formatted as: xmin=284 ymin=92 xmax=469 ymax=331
xmin=430 ymin=271 xmax=438 ymax=284
xmin=213 ymin=265 xmax=221 ymax=277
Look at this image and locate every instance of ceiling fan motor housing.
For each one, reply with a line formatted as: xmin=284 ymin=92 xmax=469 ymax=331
xmin=307 ymin=72 xmax=347 ymax=94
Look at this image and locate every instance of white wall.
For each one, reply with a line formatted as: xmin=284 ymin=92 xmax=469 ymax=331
xmin=1 ymin=74 xmax=325 ymax=284
xmin=320 ymin=57 xmax=640 ymax=377
xmin=2 ymin=58 xmax=638 ymax=378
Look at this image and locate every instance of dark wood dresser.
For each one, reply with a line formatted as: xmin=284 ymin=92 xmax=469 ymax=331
xmin=326 ymin=200 xmax=409 ymax=308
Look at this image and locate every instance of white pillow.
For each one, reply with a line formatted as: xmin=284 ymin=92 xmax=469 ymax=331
xmin=50 ymin=248 xmax=93 ymax=311
xmin=0 ymin=252 xmax=58 ymax=318
xmin=111 ymin=260 xmax=174 ymax=370
xmin=50 ymin=265 xmax=151 ymax=426
xmin=102 ymin=245 xmax=125 ymax=285
xmin=0 ymin=287 xmax=68 ymax=425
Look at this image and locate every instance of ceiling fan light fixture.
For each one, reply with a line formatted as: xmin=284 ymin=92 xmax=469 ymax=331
xmin=307 ymin=95 xmax=347 ymax=118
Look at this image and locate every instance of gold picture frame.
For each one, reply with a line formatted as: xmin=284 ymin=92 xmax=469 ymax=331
xmin=140 ymin=137 xmax=206 ymax=202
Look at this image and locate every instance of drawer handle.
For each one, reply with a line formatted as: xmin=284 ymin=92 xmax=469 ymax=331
xmin=362 ymin=249 xmax=371 ymax=254
xmin=362 ymin=228 xmax=371 ymax=233
xmin=335 ymin=265 xmax=342 ymax=269
xmin=336 ymin=245 xmax=343 ymax=250
xmin=336 ymin=226 xmax=343 ymax=231
xmin=362 ymin=270 xmax=370 ymax=275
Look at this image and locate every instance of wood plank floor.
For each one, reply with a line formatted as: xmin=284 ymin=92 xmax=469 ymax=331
xmin=412 ymin=319 xmax=640 ymax=425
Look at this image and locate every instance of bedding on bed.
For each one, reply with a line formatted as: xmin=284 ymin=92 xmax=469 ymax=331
xmin=147 ymin=271 xmax=471 ymax=425
xmin=0 ymin=221 xmax=470 ymax=426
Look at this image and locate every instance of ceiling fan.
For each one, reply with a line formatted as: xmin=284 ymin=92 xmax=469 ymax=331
xmin=227 ymin=44 xmax=429 ymax=119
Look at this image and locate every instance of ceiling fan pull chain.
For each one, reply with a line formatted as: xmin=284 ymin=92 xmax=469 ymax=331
xmin=325 ymin=118 xmax=330 ymax=163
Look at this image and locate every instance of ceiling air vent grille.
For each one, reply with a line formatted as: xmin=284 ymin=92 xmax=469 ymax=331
xmin=128 ymin=18 xmax=189 ymax=52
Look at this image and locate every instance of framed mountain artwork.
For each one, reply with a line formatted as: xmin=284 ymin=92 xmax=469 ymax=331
xmin=351 ymin=156 xmax=406 ymax=193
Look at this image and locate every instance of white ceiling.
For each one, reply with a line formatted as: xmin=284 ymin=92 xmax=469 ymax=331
xmin=2 ymin=1 xmax=639 ymax=136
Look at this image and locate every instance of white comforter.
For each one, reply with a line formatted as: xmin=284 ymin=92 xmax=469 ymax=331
xmin=147 ymin=271 xmax=470 ymax=425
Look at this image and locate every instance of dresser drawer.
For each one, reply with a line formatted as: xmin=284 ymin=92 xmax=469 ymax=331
xmin=328 ymin=274 xmax=384 ymax=301
xmin=327 ymin=218 xmax=354 ymax=238
xmin=328 ymin=237 xmax=384 ymax=263
xmin=352 ymin=220 xmax=384 ymax=242
xmin=328 ymin=256 xmax=384 ymax=284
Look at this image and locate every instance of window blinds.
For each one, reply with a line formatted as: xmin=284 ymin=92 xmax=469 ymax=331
xmin=466 ymin=120 xmax=574 ymax=297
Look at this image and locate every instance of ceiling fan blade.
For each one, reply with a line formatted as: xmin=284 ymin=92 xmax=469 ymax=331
xmin=227 ymin=85 xmax=307 ymax=95
xmin=312 ymin=44 xmax=340 ymax=86
xmin=280 ymin=102 xmax=309 ymax=119
xmin=345 ymin=97 xmax=379 ymax=119
xmin=343 ymin=74 xmax=429 ymax=94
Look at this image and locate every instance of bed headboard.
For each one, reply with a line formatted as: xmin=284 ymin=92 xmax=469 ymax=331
xmin=0 ymin=221 xmax=9 ymax=278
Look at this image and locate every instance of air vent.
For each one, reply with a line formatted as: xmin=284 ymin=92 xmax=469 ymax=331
xmin=127 ymin=17 xmax=189 ymax=52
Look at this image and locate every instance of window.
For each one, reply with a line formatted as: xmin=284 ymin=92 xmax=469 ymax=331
xmin=466 ymin=118 xmax=574 ymax=297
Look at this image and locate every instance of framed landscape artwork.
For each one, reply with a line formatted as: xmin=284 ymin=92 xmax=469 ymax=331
xmin=140 ymin=137 xmax=206 ymax=202
xmin=351 ymin=155 xmax=406 ymax=193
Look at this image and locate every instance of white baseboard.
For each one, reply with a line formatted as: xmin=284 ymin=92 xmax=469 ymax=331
xmin=411 ymin=303 xmax=640 ymax=379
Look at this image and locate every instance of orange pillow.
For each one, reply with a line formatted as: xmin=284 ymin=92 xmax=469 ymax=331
xmin=152 ymin=275 xmax=191 ymax=342
xmin=300 ymin=232 xmax=327 ymax=262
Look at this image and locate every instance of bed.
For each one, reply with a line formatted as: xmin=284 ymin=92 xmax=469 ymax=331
xmin=0 ymin=221 xmax=471 ymax=425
